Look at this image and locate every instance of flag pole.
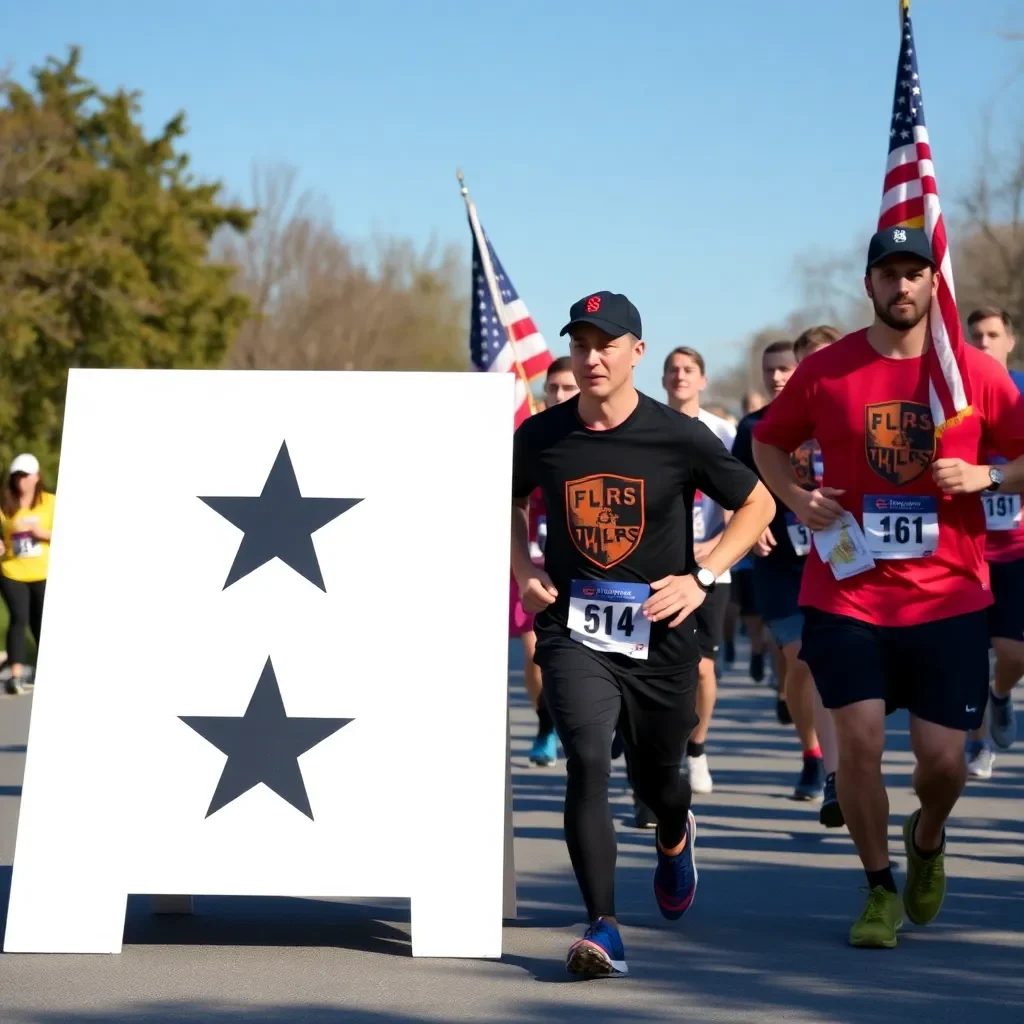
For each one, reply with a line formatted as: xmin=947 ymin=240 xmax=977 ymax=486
xmin=457 ymin=169 xmax=537 ymax=416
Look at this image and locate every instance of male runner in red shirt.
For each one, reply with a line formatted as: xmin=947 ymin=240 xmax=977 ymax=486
xmin=964 ymin=307 xmax=1024 ymax=777
xmin=752 ymin=227 xmax=1024 ymax=949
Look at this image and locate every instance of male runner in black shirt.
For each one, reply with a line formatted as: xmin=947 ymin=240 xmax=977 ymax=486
xmin=511 ymin=291 xmax=774 ymax=977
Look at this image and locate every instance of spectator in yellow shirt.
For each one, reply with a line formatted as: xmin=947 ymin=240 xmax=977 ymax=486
xmin=0 ymin=454 xmax=54 ymax=695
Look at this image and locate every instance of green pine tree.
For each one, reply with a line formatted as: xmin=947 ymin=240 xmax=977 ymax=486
xmin=0 ymin=47 xmax=254 ymax=483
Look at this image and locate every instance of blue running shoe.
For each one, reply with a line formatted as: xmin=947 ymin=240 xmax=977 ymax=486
xmin=528 ymin=731 xmax=557 ymax=766
xmin=654 ymin=810 xmax=698 ymax=920
xmin=566 ymin=919 xmax=628 ymax=977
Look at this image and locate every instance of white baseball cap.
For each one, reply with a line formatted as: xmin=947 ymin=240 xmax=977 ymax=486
xmin=10 ymin=453 xmax=40 ymax=476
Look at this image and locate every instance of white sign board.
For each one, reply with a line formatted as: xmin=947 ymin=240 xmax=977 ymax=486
xmin=4 ymin=369 xmax=515 ymax=957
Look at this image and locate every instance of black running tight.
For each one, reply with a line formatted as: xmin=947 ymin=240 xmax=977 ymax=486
xmin=535 ymin=637 xmax=699 ymax=921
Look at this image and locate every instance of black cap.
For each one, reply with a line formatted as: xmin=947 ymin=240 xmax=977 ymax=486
xmin=559 ymin=291 xmax=642 ymax=340
xmin=866 ymin=227 xmax=935 ymax=271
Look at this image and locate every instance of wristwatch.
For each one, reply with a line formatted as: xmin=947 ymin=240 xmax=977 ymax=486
xmin=693 ymin=566 xmax=717 ymax=592
xmin=986 ymin=467 xmax=1005 ymax=492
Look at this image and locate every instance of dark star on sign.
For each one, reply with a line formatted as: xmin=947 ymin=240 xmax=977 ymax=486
xmin=199 ymin=441 xmax=362 ymax=591
xmin=180 ymin=658 xmax=352 ymax=819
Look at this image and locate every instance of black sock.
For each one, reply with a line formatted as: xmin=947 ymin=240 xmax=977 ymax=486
xmin=536 ymin=705 xmax=553 ymax=737
xmin=686 ymin=740 xmax=705 ymax=759
xmin=990 ymin=689 xmax=1010 ymax=706
xmin=866 ymin=867 xmax=897 ymax=894
xmin=912 ymin=829 xmax=944 ymax=860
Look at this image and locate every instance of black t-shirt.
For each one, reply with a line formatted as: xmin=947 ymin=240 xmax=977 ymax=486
xmin=512 ymin=391 xmax=759 ymax=674
xmin=732 ymin=406 xmax=819 ymax=619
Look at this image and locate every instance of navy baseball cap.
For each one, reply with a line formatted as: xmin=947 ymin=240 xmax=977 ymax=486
xmin=559 ymin=291 xmax=643 ymax=340
xmin=866 ymin=227 xmax=935 ymax=271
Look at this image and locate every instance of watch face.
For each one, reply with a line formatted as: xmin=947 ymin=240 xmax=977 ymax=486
xmin=697 ymin=568 xmax=715 ymax=587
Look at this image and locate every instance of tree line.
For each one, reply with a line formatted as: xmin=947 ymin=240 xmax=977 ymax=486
xmin=2 ymin=48 xmax=1022 ymax=479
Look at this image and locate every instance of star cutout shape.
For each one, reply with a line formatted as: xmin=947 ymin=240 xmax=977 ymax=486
xmin=180 ymin=658 xmax=352 ymax=819
xmin=199 ymin=441 xmax=362 ymax=591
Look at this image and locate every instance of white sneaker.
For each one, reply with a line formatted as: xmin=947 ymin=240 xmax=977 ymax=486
xmin=686 ymin=754 xmax=713 ymax=794
xmin=966 ymin=741 xmax=995 ymax=780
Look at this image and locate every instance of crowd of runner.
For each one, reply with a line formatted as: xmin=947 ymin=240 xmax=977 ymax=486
xmin=510 ymin=225 xmax=1023 ymax=974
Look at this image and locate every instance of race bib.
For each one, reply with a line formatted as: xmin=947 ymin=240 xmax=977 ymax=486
xmin=692 ymin=497 xmax=706 ymax=543
xmin=812 ymin=512 xmax=875 ymax=580
xmin=11 ymin=530 xmax=41 ymax=559
xmin=862 ymin=495 xmax=939 ymax=559
xmin=785 ymin=512 xmax=811 ymax=557
xmin=983 ymin=492 xmax=1022 ymax=532
xmin=567 ymin=579 xmax=651 ymax=660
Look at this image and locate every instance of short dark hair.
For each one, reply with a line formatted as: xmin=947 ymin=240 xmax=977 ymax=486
xmin=663 ymin=346 xmax=705 ymax=376
xmin=966 ymin=307 xmax=1015 ymax=334
xmin=762 ymin=340 xmax=795 ymax=359
xmin=545 ymin=355 xmax=573 ymax=379
xmin=793 ymin=325 xmax=841 ymax=357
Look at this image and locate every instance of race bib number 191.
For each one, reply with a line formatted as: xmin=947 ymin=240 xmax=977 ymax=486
xmin=567 ymin=579 xmax=652 ymax=660
xmin=862 ymin=495 xmax=939 ymax=559
xmin=983 ymin=492 xmax=1022 ymax=532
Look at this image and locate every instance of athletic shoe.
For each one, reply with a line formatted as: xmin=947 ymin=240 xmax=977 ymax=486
xmin=902 ymin=809 xmax=946 ymax=926
xmin=989 ymin=692 xmax=1016 ymax=751
xmin=686 ymin=754 xmax=713 ymax=795
xmin=775 ymin=698 xmax=792 ymax=725
xmin=653 ymin=810 xmax=698 ymax=920
xmin=634 ymin=799 xmax=657 ymax=830
xmin=819 ymin=772 xmax=845 ymax=828
xmin=792 ymin=756 xmax=825 ymax=801
xmin=566 ymin=919 xmax=628 ymax=977
xmin=4 ymin=676 xmax=24 ymax=696
xmin=965 ymin=739 xmax=995 ymax=780
xmin=848 ymin=886 xmax=904 ymax=949
xmin=749 ymin=651 xmax=765 ymax=683
xmin=723 ymin=638 xmax=736 ymax=665
xmin=528 ymin=732 xmax=557 ymax=767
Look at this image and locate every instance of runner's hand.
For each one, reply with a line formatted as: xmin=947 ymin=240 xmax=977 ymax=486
xmin=753 ymin=526 xmax=776 ymax=557
xmin=800 ymin=487 xmax=846 ymax=530
xmin=642 ymin=574 xmax=706 ymax=628
xmin=932 ymin=459 xmax=990 ymax=495
xmin=518 ymin=568 xmax=558 ymax=613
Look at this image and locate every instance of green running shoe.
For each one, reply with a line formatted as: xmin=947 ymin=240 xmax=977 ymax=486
xmin=902 ymin=809 xmax=946 ymax=926
xmin=848 ymin=885 xmax=904 ymax=948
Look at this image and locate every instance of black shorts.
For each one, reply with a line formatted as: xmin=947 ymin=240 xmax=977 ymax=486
xmin=695 ymin=581 xmax=731 ymax=660
xmin=800 ymin=607 xmax=990 ymax=732
xmin=534 ymin=636 xmax=699 ymax=767
xmin=731 ymin=568 xmax=757 ymax=617
xmin=988 ymin=559 xmax=1024 ymax=642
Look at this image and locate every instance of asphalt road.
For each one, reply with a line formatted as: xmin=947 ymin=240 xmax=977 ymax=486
xmin=1 ymin=641 xmax=1022 ymax=1023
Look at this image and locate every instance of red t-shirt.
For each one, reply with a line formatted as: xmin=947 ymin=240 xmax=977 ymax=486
xmin=983 ymin=369 xmax=1024 ymax=563
xmin=752 ymin=330 xmax=1024 ymax=626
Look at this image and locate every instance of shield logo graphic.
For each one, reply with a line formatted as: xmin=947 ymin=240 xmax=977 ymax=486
xmin=790 ymin=441 xmax=819 ymax=489
xmin=565 ymin=474 xmax=645 ymax=568
xmin=865 ymin=401 xmax=935 ymax=486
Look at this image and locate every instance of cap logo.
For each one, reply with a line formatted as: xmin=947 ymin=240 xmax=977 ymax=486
xmin=893 ymin=228 xmax=907 ymax=243
xmin=585 ymin=295 xmax=602 ymax=313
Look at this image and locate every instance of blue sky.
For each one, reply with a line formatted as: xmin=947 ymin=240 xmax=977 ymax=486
xmin=5 ymin=0 xmax=1023 ymax=396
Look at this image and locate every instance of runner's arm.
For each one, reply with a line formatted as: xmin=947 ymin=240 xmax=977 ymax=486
xmin=700 ymin=480 xmax=774 ymax=579
xmin=510 ymin=497 xmax=534 ymax=587
xmin=750 ymin=440 xmax=811 ymax=515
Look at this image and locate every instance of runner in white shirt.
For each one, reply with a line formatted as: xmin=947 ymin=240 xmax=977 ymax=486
xmin=660 ymin=347 xmax=735 ymax=796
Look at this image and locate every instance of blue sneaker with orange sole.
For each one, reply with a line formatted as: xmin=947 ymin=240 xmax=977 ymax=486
xmin=565 ymin=918 xmax=628 ymax=977
xmin=654 ymin=810 xmax=699 ymax=920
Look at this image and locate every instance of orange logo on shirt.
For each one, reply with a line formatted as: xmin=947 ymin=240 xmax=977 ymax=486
xmin=790 ymin=441 xmax=818 ymax=489
xmin=565 ymin=474 xmax=645 ymax=568
xmin=865 ymin=401 xmax=934 ymax=485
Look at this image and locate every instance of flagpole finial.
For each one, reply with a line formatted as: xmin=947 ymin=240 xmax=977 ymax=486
xmin=900 ymin=0 xmax=910 ymax=19
xmin=456 ymin=168 xmax=468 ymax=198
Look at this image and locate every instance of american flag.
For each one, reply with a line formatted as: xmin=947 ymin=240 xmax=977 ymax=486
xmin=468 ymin=223 xmax=552 ymax=428
xmin=878 ymin=2 xmax=971 ymax=437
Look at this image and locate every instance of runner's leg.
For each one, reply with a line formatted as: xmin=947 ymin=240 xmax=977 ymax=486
xmin=687 ymin=583 xmax=729 ymax=794
xmin=522 ymin=630 xmax=557 ymax=765
xmin=988 ymin=637 xmax=1022 ymax=750
xmin=533 ymin=638 xmax=622 ymax=923
xmin=622 ymin=664 xmax=700 ymax=920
